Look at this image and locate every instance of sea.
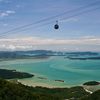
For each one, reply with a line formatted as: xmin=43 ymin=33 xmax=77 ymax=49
xmin=0 ymin=56 xmax=100 ymax=88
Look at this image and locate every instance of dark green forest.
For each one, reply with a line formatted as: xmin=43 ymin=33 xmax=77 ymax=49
xmin=0 ymin=78 xmax=100 ymax=100
xmin=0 ymin=69 xmax=34 ymax=79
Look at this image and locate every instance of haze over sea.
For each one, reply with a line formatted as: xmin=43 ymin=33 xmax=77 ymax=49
xmin=0 ymin=54 xmax=100 ymax=87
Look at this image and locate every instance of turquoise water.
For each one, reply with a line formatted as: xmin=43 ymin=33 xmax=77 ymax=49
xmin=0 ymin=56 xmax=100 ymax=87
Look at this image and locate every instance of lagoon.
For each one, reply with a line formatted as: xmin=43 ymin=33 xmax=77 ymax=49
xmin=0 ymin=56 xmax=100 ymax=87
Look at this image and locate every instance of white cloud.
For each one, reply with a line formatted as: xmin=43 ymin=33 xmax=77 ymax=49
xmin=60 ymin=18 xmax=79 ymax=23
xmin=0 ymin=10 xmax=15 ymax=17
xmin=3 ymin=23 xmax=8 ymax=26
xmin=0 ymin=36 xmax=100 ymax=51
xmin=6 ymin=10 xmax=15 ymax=14
xmin=0 ymin=12 xmax=8 ymax=17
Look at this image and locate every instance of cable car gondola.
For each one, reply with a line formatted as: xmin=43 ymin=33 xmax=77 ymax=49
xmin=54 ymin=20 xmax=59 ymax=29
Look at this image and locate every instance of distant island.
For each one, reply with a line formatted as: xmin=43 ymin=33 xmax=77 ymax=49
xmin=0 ymin=50 xmax=99 ymax=59
xmin=66 ymin=56 xmax=100 ymax=60
xmin=0 ymin=69 xmax=34 ymax=79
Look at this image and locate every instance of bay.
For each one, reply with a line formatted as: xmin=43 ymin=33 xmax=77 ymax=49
xmin=0 ymin=56 xmax=100 ymax=87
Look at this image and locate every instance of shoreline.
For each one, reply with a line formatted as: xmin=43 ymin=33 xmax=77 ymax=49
xmin=17 ymin=79 xmax=100 ymax=94
xmin=17 ymin=79 xmax=68 ymax=88
xmin=17 ymin=79 xmax=94 ymax=95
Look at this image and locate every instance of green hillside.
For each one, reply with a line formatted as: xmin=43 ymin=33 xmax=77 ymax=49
xmin=80 ymin=90 xmax=100 ymax=100
xmin=0 ymin=78 xmax=88 ymax=100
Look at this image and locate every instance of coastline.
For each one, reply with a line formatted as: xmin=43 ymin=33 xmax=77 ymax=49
xmin=17 ymin=78 xmax=100 ymax=94
xmin=17 ymin=79 xmax=94 ymax=95
xmin=17 ymin=78 xmax=69 ymax=88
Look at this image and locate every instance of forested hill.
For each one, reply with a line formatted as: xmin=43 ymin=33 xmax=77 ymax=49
xmin=0 ymin=78 xmax=100 ymax=100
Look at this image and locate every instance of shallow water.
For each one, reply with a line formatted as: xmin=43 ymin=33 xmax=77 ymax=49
xmin=0 ymin=56 xmax=100 ymax=87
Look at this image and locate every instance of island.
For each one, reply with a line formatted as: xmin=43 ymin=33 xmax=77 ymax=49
xmin=55 ymin=80 xmax=64 ymax=82
xmin=83 ymin=81 xmax=100 ymax=86
xmin=67 ymin=56 xmax=100 ymax=60
xmin=0 ymin=69 xmax=34 ymax=79
xmin=37 ymin=77 xmax=47 ymax=80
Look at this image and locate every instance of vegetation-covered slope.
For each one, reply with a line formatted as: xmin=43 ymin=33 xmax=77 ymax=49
xmin=80 ymin=90 xmax=100 ymax=100
xmin=0 ymin=78 xmax=90 ymax=100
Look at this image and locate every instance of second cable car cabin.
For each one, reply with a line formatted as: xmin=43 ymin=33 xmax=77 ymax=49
xmin=54 ymin=21 xmax=59 ymax=29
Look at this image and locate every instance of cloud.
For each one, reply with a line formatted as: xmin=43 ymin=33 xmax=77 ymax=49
xmin=0 ymin=36 xmax=100 ymax=51
xmin=6 ymin=10 xmax=15 ymax=14
xmin=3 ymin=23 xmax=8 ymax=26
xmin=0 ymin=10 xmax=15 ymax=17
xmin=60 ymin=18 xmax=79 ymax=23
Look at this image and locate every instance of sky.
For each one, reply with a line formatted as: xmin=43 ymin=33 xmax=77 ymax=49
xmin=0 ymin=0 xmax=100 ymax=51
